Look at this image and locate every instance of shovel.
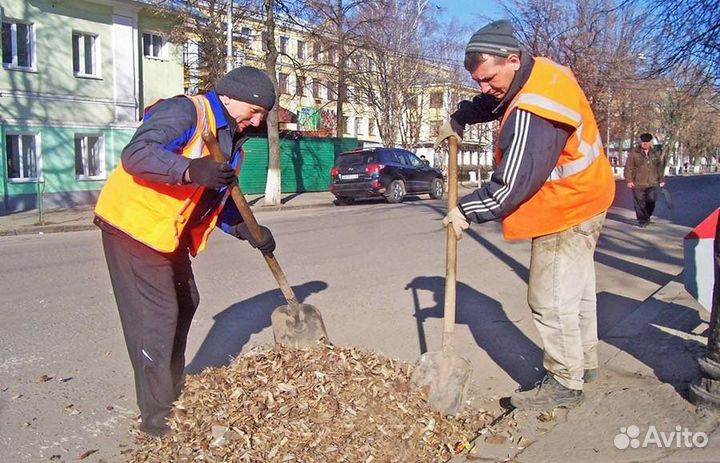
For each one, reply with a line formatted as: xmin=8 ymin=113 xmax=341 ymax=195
xmin=411 ymin=136 xmax=471 ymax=416
xmin=202 ymin=132 xmax=329 ymax=348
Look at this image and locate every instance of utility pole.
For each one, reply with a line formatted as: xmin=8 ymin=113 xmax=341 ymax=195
xmin=606 ymin=87 xmax=611 ymax=159
xmin=226 ymin=0 xmax=233 ymax=72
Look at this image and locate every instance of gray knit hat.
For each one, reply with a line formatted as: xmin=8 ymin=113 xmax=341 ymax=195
xmin=215 ymin=66 xmax=276 ymax=110
xmin=466 ymin=20 xmax=520 ymax=57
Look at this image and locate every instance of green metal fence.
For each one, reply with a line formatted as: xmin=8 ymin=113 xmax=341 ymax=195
xmin=239 ymin=137 xmax=359 ymax=194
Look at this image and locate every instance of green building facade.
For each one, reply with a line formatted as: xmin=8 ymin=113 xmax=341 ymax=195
xmin=1 ymin=1 xmax=357 ymax=213
xmin=0 ymin=0 xmax=184 ymax=213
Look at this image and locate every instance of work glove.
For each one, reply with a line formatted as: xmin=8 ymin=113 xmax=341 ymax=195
xmin=442 ymin=206 xmax=470 ymax=240
xmin=187 ymin=156 xmax=235 ymax=189
xmin=433 ymin=119 xmax=464 ymax=150
xmin=231 ymin=222 xmax=276 ymax=255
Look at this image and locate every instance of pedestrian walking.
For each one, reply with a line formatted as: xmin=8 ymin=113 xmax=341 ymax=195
xmin=435 ymin=20 xmax=616 ymax=410
xmin=624 ymin=133 xmax=666 ymax=227
xmin=94 ymin=66 xmax=277 ymax=436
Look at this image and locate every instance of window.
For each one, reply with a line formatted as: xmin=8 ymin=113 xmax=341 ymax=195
xmin=5 ymin=133 xmax=41 ymax=181
xmin=296 ymin=76 xmax=305 ymax=97
xmin=342 ymin=116 xmax=350 ymax=134
xmin=240 ymin=27 xmax=253 ymax=47
xmin=313 ymin=80 xmax=322 ymax=99
xmin=74 ymin=134 xmax=105 ymax=179
xmin=142 ymin=33 xmax=165 ymax=59
xmin=261 ymin=32 xmax=268 ymax=52
xmin=279 ymin=72 xmax=289 ymax=94
xmin=73 ymin=32 xmax=99 ymax=77
xmin=2 ymin=20 xmax=35 ymax=69
xmin=327 ymin=48 xmax=336 ymax=64
xmin=297 ymin=40 xmax=306 ymax=59
xmin=430 ymin=121 xmax=442 ymax=137
xmin=404 ymin=152 xmax=422 ymax=167
xmin=313 ymin=42 xmax=321 ymax=61
xmin=429 ymin=92 xmax=444 ymax=109
xmin=279 ymin=36 xmax=289 ymax=54
xmin=355 ymin=117 xmax=363 ymax=136
xmin=409 ymin=94 xmax=419 ymax=109
xmin=327 ymin=82 xmax=337 ymax=100
xmin=369 ymin=118 xmax=377 ymax=136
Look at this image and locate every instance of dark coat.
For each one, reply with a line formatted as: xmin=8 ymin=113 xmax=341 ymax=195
xmin=624 ymin=147 xmax=665 ymax=188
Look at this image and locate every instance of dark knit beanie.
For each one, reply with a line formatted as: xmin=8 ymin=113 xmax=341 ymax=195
xmin=639 ymin=133 xmax=653 ymax=142
xmin=466 ymin=20 xmax=520 ymax=57
xmin=215 ymin=66 xmax=276 ymax=110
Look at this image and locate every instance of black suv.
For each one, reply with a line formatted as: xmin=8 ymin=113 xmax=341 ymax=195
xmin=330 ymin=147 xmax=444 ymax=204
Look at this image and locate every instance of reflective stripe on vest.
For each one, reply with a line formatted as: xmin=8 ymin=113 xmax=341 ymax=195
xmin=496 ymin=57 xmax=615 ymax=240
xmin=547 ymin=123 xmax=605 ymax=181
xmin=94 ymin=95 xmax=224 ymax=255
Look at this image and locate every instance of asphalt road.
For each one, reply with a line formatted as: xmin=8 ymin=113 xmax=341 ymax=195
xmin=0 ymin=174 xmax=718 ymax=462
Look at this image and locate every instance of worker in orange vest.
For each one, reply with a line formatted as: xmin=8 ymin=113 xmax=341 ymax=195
xmin=94 ymin=66 xmax=277 ymax=436
xmin=436 ymin=20 xmax=615 ymax=410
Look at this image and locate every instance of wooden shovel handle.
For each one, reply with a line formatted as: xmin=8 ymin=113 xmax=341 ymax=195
xmin=201 ymin=132 xmax=298 ymax=306
xmin=443 ymin=136 xmax=459 ymax=348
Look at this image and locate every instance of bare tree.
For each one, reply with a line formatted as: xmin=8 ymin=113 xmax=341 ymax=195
xmin=151 ymin=0 xmax=260 ymax=93
xmin=263 ymin=0 xmax=283 ymax=205
xmin=353 ymin=0 xmax=440 ymax=146
xmin=643 ymin=0 xmax=720 ymax=100
xmin=275 ymin=0 xmax=386 ymax=136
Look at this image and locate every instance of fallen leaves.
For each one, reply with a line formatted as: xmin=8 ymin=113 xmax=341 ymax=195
xmin=128 ymin=344 xmax=495 ymax=462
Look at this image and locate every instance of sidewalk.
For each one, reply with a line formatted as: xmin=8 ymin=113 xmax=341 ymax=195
xmin=0 ymin=191 xmax=338 ymax=236
xmin=0 ymin=185 xmax=481 ymax=236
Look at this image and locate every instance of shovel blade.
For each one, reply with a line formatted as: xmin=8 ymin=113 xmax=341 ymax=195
xmin=271 ymin=303 xmax=328 ymax=348
xmin=412 ymin=350 xmax=472 ymax=416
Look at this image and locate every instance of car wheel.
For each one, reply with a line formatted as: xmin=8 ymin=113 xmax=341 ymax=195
xmin=429 ymin=178 xmax=444 ymax=199
xmin=334 ymin=196 xmax=354 ymax=206
xmin=385 ymin=179 xmax=405 ymax=203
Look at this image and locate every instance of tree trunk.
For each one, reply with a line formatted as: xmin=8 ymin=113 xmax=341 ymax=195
xmin=335 ymin=0 xmax=346 ymax=137
xmin=264 ymin=0 xmax=282 ymax=206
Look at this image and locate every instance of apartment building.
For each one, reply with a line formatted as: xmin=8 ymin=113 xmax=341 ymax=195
xmin=214 ymin=13 xmax=492 ymax=169
xmin=0 ymin=0 xmax=183 ymax=213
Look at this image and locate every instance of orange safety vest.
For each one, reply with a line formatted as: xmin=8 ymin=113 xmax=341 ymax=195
xmin=95 ymin=95 xmax=232 ymax=256
xmin=497 ymin=57 xmax=615 ymax=240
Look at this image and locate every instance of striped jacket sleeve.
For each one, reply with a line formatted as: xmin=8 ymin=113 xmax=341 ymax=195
xmin=458 ymin=109 xmax=572 ymax=224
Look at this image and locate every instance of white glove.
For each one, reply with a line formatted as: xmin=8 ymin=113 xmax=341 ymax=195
xmin=433 ymin=119 xmax=464 ymax=150
xmin=442 ymin=207 xmax=470 ymax=240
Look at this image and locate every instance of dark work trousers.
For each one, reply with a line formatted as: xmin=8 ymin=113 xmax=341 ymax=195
xmin=632 ymin=186 xmax=658 ymax=225
xmin=100 ymin=229 xmax=199 ymax=433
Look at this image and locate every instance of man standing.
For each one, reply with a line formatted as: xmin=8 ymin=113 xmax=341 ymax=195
xmin=94 ymin=66 xmax=277 ymax=436
xmin=436 ymin=20 xmax=615 ymax=410
xmin=624 ymin=133 xmax=665 ymax=227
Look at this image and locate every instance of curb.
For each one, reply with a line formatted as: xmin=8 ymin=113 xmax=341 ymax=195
xmin=0 ymin=201 xmax=337 ymax=237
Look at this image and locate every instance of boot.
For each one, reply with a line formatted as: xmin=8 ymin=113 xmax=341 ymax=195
xmin=510 ymin=375 xmax=583 ymax=410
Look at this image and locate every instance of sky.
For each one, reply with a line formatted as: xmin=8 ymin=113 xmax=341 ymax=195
xmin=431 ymin=0 xmax=505 ymax=29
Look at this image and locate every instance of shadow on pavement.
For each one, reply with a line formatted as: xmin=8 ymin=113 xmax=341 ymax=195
xmin=597 ymin=290 xmax=705 ymax=399
xmin=186 ymin=280 xmax=329 ymax=374
xmin=406 ymin=275 xmax=543 ymax=390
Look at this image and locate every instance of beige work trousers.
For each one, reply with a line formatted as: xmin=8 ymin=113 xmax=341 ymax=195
xmin=527 ymin=211 xmax=606 ymax=390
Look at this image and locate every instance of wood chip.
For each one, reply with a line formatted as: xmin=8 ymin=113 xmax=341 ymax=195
xmin=77 ymin=449 xmax=98 ymax=460
xmin=127 ymin=344 xmax=495 ymax=462
xmin=484 ymin=434 xmax=507 ymax=445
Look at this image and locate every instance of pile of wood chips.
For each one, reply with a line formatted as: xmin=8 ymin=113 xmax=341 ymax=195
xmin=128 ymin=344 xmax=494 ymax=462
